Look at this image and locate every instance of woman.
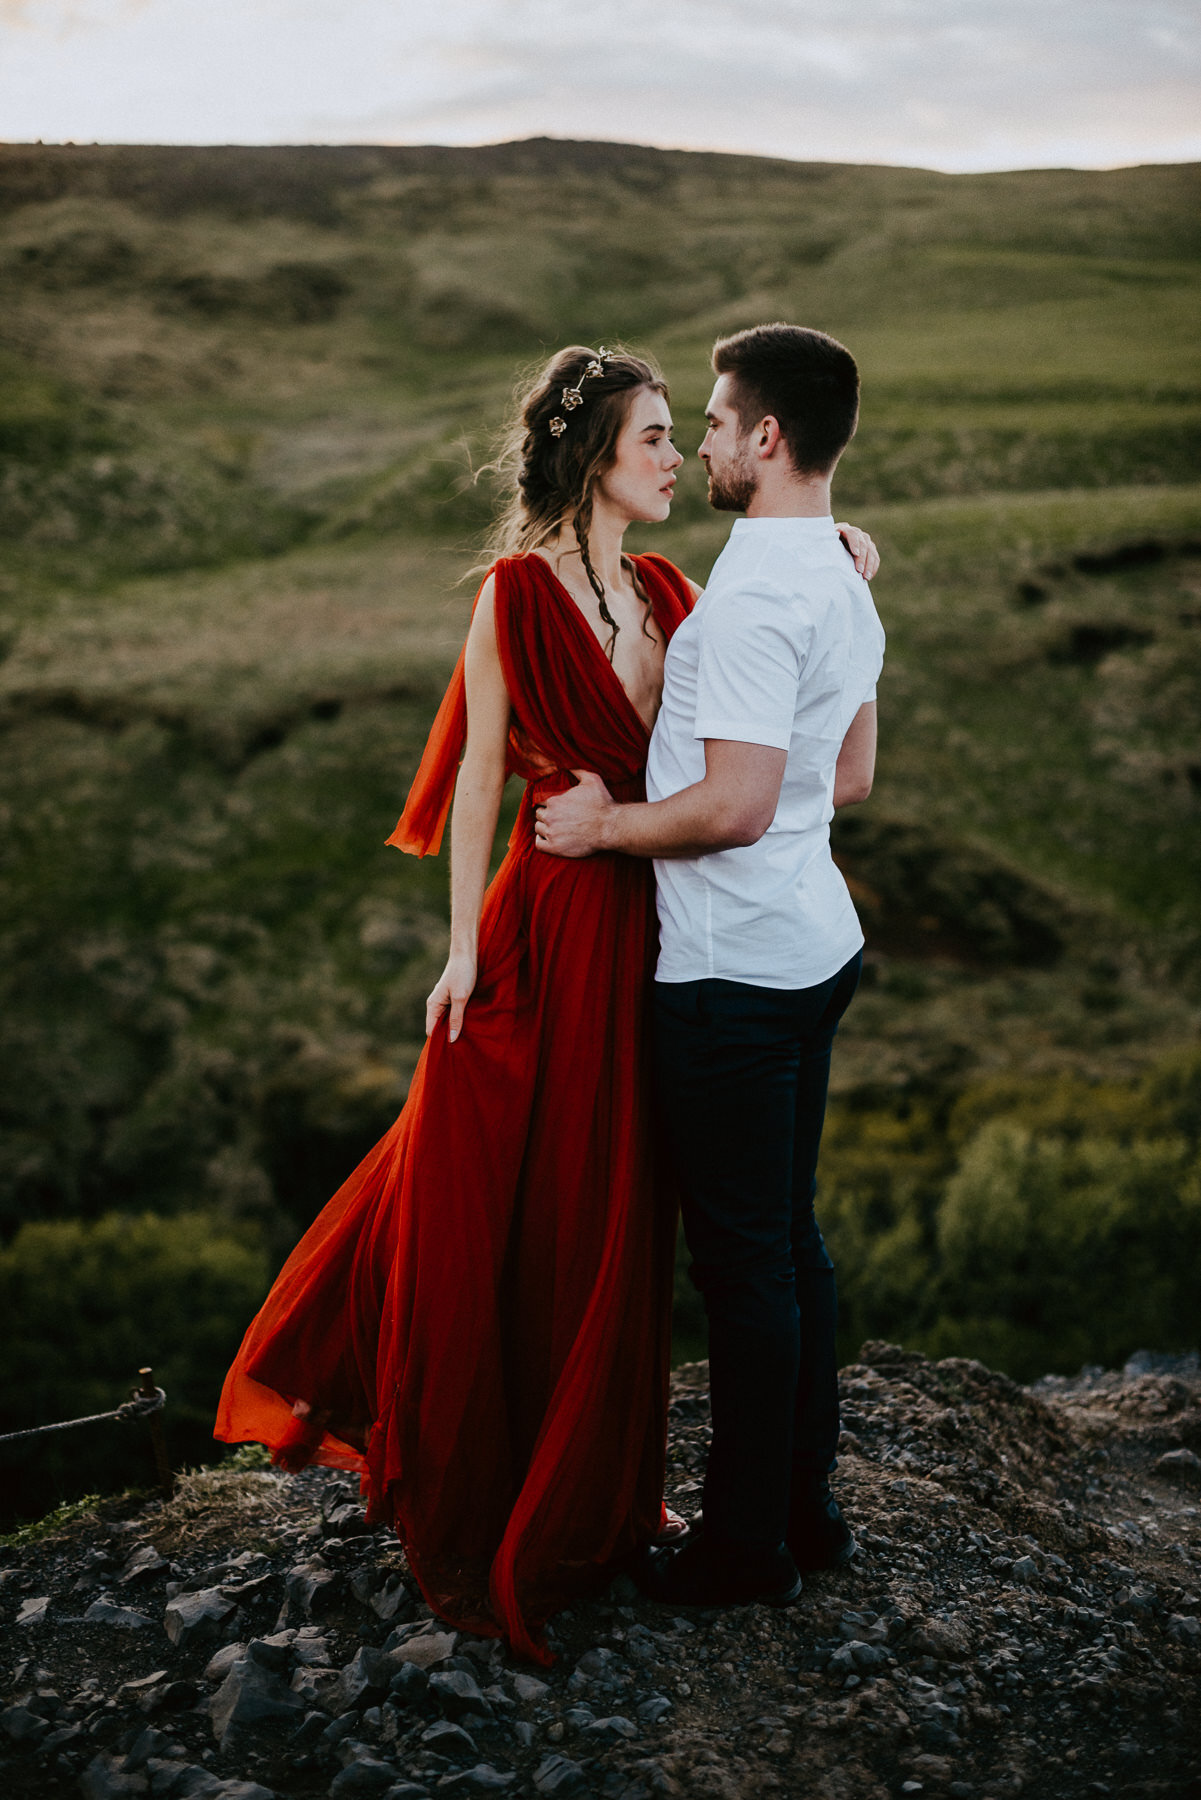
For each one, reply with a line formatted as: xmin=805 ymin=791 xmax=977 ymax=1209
xmin=215 ymin=345 xmax=876 ymax=1664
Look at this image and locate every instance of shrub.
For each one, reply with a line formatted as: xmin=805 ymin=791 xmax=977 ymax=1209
xmin=924 ymin=1121 xmax=1201 ymax=1378
xmin=821 ymin=1048 xmax=1201 ymax=1380
xmin=0 ymin=1210 xmax=269 ymax=1525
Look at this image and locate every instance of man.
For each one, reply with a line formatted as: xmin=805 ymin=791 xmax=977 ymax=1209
xmin=535 ymin=323 xmax=884 ymax=1607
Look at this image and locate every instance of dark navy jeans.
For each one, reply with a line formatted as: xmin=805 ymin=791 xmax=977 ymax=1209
xmin=652 ymin=952 xmax=861 ymax=1553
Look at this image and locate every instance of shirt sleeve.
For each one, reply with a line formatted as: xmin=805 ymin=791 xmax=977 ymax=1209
xmin=693 ymin=584 xmax=813 ymax=750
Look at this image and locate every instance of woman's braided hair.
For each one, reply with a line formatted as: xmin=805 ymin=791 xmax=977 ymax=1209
xmin=478 ymin=344 xmax=667 ymax=659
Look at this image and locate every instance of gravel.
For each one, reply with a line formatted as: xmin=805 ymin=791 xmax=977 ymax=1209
xmin=2 ymin=1343 xmax=1199 ymax=1797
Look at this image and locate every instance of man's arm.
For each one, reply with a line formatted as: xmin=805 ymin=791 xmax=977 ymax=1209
xmin=535 ymin=738 xmax=787 ymax=861
xmin=832 ymin=700 xmax=876 ymax=807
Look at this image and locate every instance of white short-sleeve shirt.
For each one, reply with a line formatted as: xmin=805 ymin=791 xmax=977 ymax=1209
xmin=646 ymin=515 xmax=885 ymax=989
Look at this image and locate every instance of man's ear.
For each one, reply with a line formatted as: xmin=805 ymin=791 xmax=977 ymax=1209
xmin=755 ymin=416 xmax=783 ymax=460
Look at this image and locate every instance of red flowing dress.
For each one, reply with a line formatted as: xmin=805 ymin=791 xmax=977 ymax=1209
xmin=215 ymin=551 xmax=694 ymax=1664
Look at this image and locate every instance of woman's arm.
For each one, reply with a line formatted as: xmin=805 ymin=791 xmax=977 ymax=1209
xmin=832 ymin=700 xmax=877 ymax=808
xmin=424 ymin=577 xmax=511 ymax=1043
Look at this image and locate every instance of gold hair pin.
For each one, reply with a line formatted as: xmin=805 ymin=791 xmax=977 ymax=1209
xmin=548 ymin=348 xmax=612 ymax=438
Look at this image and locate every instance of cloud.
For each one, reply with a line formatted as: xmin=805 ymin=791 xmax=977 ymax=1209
xmin=0 ymin=0 xmax=1198 ymax=169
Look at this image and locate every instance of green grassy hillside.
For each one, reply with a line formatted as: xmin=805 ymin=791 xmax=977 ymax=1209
xmin=1 ymin=142 xmax=1199 ymax=1519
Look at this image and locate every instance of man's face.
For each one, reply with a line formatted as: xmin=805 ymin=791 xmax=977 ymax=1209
xmin=698 ymin=374 xmax=758 ymax=513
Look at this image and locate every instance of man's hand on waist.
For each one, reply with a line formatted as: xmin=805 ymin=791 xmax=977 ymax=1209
xmin=535 ymin=771 xmax=616 ymax=858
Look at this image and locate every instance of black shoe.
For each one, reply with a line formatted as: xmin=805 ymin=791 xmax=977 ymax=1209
xmin=788 ymin=1484 xmax=856 ymax=1573
xmin=634 ymin=1530 xmax=803 ymax=1610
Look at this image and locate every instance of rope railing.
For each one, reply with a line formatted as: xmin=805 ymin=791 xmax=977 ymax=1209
xmin=0 ymin=1366 xmax=173 ymax=1496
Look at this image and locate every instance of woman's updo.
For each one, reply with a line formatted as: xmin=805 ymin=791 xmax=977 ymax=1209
xmin=480 ymin=344 xmax=668 ymax=656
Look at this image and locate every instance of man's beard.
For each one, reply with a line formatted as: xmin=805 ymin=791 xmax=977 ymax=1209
xmin=706 ymin=450 xmax=758 ymax=514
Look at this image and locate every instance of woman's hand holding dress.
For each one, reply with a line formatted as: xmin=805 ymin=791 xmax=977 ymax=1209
xmin=426 ymin=950 xmax=478 ymax=1044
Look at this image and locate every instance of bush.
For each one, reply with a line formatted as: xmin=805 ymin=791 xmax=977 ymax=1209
xmin=924 ymin=1122 xmax=1201 ymax=1378
xmin=821 ymin=1048 xmax=1201 ymax=1381
xmin=0 ymin=1210 xmax=269 ymax=1525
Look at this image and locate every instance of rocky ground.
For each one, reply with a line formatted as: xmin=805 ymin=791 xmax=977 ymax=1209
xmin=2 ymin=1343 xmax=1200 ymax=1800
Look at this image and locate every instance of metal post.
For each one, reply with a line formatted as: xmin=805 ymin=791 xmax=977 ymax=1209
xmin=138 ymin=1366 xmax=173 ymax=1499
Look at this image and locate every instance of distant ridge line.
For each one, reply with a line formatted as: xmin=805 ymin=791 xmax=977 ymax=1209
xmin=1 ymin=139 xmax=1198 ymax=224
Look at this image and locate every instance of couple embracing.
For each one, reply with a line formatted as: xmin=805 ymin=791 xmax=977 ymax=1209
xmin=216 ymin=323 xmax=886 ymax=1667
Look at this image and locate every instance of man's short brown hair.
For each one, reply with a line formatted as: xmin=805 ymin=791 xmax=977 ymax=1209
xmin=712 ymin=323 xmax=859 ymax=475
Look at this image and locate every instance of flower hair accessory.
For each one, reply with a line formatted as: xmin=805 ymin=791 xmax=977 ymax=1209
xmin=548 ymin=347 xmax=612 ymax=439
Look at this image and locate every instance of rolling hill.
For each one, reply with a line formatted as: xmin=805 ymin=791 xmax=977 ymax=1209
xmin=1 ymin=140 xmax=1198 ymax=1517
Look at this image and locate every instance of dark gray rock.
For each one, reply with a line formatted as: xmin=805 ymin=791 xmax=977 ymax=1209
xmin=39 ymin=1722 xmax=85 ymax=1754
xmin=164 ymin=1587 xmax=238 ymax=1647
xmin=580 ymin=1715 xmax=638 ymax=1742
xmin=369 ymin=1576 xmax=410 ymax=1622
xmin=509 ymin=1673 xmax=549 ymax=1704
xmin=322 ymin=1712 xmax=362 ymax=1747
xmin=328 ymin=1760 xmax=397 ymax=1797
xmin=635 ymin=1696 xmax=671 ymax=1726
xmin=119 ymin=1545 xmax=171 ymax=1587
xmin=1157 ymin=1447 xmax=1201 ymax=1483
xmin=384 ymin=1621 xmax=457 ymax=1669
xmin=85 ymin=1596 xmax=158 ymax=1630
xmin=2 ymin=1703 xmax=50 ymax=1745
xmin=419 ymin=1719 xmax=477 ymax=1761
xmin=245 ymin=1638 xmax=291 ymax=1673
xmin=293 ymin=1627 xmax=333 ymax=1666
xmin=333 ymin=1736 xmax=377 ymax=1767
xmin=337 ymin=1645 xmax=396 ymax=1713
xmin=219 ymin=1573 xmax=277 ymax=1605
xmin=350 ymin=1567 xmax=384 ymax=1605
xmin=533 ymin=1755 xmax=588 ymax=1796
xmin=428 ymin=1669 xmax=492 ymax=1722
xmin=290 ymin=1665 xmax=342 ymax=1712
xmin=829 ymin=1639 xmax=889 ymax=1675
xmin=143 ymin=1680 xmax=201 ymax=1717
xmin=204 ymin=1643 xmax=246 ymax=1682
xmin=285 ymin=1559 xmax=342 ymax=1619
xmin=292 ymin=1711 xmax=329 ymax=1751
xmin=80 ymin=1754 xmax=144 ymax=1799
xmin=209 ymin=1655 xmax=304 ymax=1748
xmin=572 ymin=1647 xmax=615 ymax=1681
xmin=323 ymin=1500 xmax=372 ymax=1539
xmin=175 ymin=1769 xmax=231 ymax=1798
xmin=1115 ymin=1585 xmax=1157 ymax=1618
xmin=123 ymin=1726 xmax=168 ymax=1771
xmin=388 ymin=1662 xmax=432 ymax=1714
xmin=142 ymin=1757 xmax=192 ymax=1794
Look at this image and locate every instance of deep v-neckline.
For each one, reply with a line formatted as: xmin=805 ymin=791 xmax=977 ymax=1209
xmin=529 ymin=553 xmax=664 ymax=739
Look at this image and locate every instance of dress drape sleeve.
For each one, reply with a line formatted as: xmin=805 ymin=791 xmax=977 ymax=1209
xmin=387 ymin=564 xmax=503 ymax=857
xmin=385 ymin=644 xmax=468 ymax=858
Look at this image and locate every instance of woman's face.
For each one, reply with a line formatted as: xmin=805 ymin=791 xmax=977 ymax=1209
xmin=596 ymin=385 xmax=684 ymax=524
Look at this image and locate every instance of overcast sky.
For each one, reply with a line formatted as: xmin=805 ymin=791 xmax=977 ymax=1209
xmin=2 ymin=0 xmax=1199 ymax=171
